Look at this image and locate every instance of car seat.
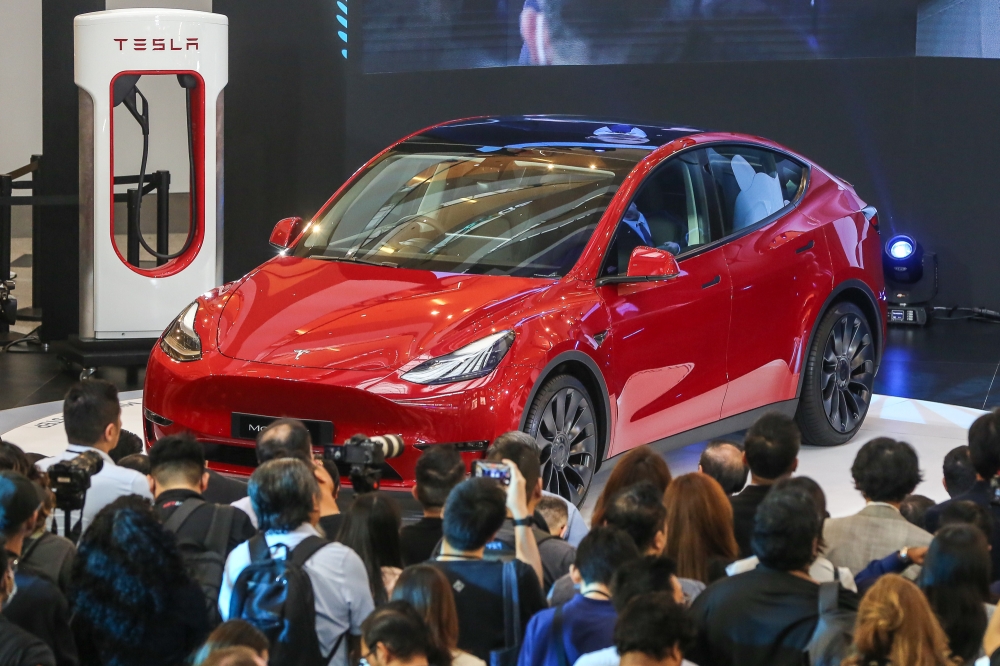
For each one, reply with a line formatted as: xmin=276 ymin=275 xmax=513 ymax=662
xmin=731 ymin=154 xmax=784 ymax=230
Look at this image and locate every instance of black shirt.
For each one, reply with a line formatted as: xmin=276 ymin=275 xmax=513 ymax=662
xmin=400 ymin=517 xmax=443 ymax=566
xmin=925 ymin=480 xmax=1000 ymax=582
xmin=430 ymin=559 xmax=546 ymax=661
xmin=2 ymin=568 xmax=77 ymax=666
xmin=202 ymin=470 xmax=248 ymax=505
xmin=0 ymin=616 xmax=55 ymax=666
xmin=730 ymin=485 xmax=771 ymax=558
xmin=491 ymin=519 xmax=575 ymax=592
xmin=318 ymin=513 xmax=344 ymax=540
xmin=154 ymin=489 xmax=256 ymax=555
xmin=688 ymin=566 xmax=859 ymax=666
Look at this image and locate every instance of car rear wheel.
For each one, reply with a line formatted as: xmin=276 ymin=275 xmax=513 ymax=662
xmin=796 ymin=302 xmax=876 ymax=447
xmin=523 ymin=374 xmax=599 ymax=506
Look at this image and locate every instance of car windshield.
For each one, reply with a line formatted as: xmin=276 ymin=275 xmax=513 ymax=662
xmin=294 ymin=141 xmax=648 ymax=277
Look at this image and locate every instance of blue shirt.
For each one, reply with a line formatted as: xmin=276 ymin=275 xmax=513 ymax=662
xmin=518 ymin=594 xmax=617 ymax=666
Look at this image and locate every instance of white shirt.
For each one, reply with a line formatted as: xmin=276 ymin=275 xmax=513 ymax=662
xmin=231 ymin=495 xmax=257 ymax=527
xmin=725 ymin=555 xmax=858 ymax=593
xmin=219 ymin=523 xmax=375 ymax=666
xmin=37 ymin=443 xmax=153 ymax=537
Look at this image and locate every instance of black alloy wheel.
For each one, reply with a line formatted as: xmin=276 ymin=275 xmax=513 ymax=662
xmin=796 ymin=302 xmax=876 ymax=446
xmin=524 ymin=374 xmax=599 ymax=506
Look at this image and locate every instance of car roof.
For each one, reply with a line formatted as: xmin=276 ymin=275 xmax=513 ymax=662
xmin=415 ymin=115 xmax=704 ymax=152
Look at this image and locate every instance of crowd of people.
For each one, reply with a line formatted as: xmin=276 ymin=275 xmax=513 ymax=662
xmin=1 ymin=378 xmax=1000 ymax=666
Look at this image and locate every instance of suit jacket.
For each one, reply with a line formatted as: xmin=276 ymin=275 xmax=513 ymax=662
xmin=730 ymin=485 xmax=771 ymax=559
xmin=925 ymin=480 xmax=1000 ymax=581
xmin=823 ymin=503 xmax=933 ymax=578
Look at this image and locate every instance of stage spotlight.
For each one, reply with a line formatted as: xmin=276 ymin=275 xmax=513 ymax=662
xmin=883 ymin=234 xmax=936 ymax=326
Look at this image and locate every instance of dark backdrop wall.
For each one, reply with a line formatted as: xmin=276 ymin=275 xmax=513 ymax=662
xmin=342 ymin=57 xmax=1000 ymax=311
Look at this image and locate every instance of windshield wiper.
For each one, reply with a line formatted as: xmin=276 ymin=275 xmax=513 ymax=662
xmin=311 ymin=254 xmax=397 ymax=267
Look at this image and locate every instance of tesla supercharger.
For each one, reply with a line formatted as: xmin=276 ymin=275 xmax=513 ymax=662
xmin=75 ymin=8 xmax=227 ymax=339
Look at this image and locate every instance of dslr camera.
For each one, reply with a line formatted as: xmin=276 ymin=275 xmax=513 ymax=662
xmin=324 ymin=433 xmax=404 ymax=494
xmin=49 ymin=450 xmax=104 ymax=512
xmin=0 ymin=280 xmax=16 ymax=326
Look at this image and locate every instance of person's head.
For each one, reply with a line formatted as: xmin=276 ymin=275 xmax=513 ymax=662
xmin=899 ymin=494 xmax=935 ymax=530
xmin=698 ymin=440 xmax=747 ymax=495
xmin=570 ymin=526 xmax=640 ymax=589
xmin=441 ymin=477 xmax=507 ymax=552
xmin=772 ymin=476 xmax=828 ymax=550
xmin=249 ymin=458 xmax=319 ymax=533
xmin=109 ymin=430 xmax=144 ymax=463
xmin=851 ymin=438 xmax=922 ymax=503
xmin=751 ymin=485 xmax=820 ymax=572
xmin=117 ymin=453 xmax=150 ymax=475
xmin=0 ymin=471 xmax=42 ymax=544
xmin=72 ymin=494 xmax=195 ymax=663
xmin=255 ymin=418 xmax=312 ymax=465
xmin=198 ymin=647 xmax=267 ymax=666
xmin=485 ymin=432 xmax=541 ymax=508
xmin=536 ymin=496 xmax=569 ymax=537
xmin=611 ymin=555 xmax=684 ymax=610
xmin=942 ymin=446 xmax=976 ymax=498
xmin=918 ymin=524 xmax=991 ymax=662
xmin=336 ymin=492 xmax=402 ymax=604
xmin=602 ymin=481 xmax=667 ymax=555
xmin=63 ymin=379 xmax=121 ymax=450
xmin=614 ymin=592 xmax=696 ymax=666
xmin=391 ymin=564 xmax=460 ymax=653
xmin=148 ymin=432 xmax=208 ymax=496
xmin=0 ymin=441 xmax=32 ymax=476
xmin=844 ymin=574 xmax=959 ymax=666
xmin=361 ymin=600 xmax=446 ymax=666
xmin=192 ymin=620 xmax=270 ymax=666
xmin=939 ymin=500 xmax=993 ymax=541
xmin=968 ymin=408 xmax=1000 ymax=480
xmin=743 ymin=413 xmax=800 ymax=481
xmin=662 ymin=473 xmax=738 ymax=583
xmin=412 ymin=445 xmax=465 ymax=512
xmin=591 ymin=446 xmax=671 ymax=525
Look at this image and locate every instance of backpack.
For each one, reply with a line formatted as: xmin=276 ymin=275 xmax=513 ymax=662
xmin=489 ymin=560 xmax=522 ymax=666
xmin=162 ymin=499 xmax=235 ymax=627
xmin=229 ymin=533 xmax=344 ymax=666
xmin=805 ymin=581 xmax=856 ymax=666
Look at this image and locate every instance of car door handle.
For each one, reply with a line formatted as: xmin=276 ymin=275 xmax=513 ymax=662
xmin=702 ymin=275 xmax=721 ymax=289
xmin=795 ymin=240 xmax=815 ymax=254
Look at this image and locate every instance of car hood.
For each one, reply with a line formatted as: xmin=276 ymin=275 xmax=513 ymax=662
xmin=217 ymin=257 xmax=551 ymax=371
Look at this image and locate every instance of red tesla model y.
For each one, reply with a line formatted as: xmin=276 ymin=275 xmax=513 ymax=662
xmin=144 ymin=116 xmax=886 ymax=504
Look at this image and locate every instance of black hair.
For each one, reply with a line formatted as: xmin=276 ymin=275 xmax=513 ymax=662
xmin=851 ymin=438 xmax=923 ymax=503
xmin=943 ymin=445 xmax=977 ymax=498
xmin=899 ymin=494 xmax=935 ymax=531
xmin=63 ymin=380 xmax=120 ymax=446
xmin=772 ymin=476 xmax=828 ymax=549
xmin=116 ymin=454 xmax=150 ymax=476
xmin=148 ymin=432 xmax=205 ymax=486
xmin=743 ymin=413 xmax=800 ymax=480
xmin=574 ymin=526 xmax=640 ymax=587
xmin=486 ymin=432 xmax=541 ymax=502
xmin=441 ymin=478 xmax=506 ymax=551
xmin=255 ymin=419 xmax=312 ymax=465
xmin=940 ymin=500 xmax=993 ymax=541
xmin=361 ymin=600 xmax=449 ymax=666
xmin=414 ymin=445 xmax=466 ymax=508
xmin=249 ymin=458 xmax=319 ymax=532
xmin=109 ymin=430 xmax=144 ymax=464
xmin=602 ymin=481 xmax=667 ymax=553
xmin=699 ymin=440 xmax=748 ymax=495
xmin=0 ymin=441 xmax=32 ymax=476
xmin=336 ymin=492 xmax=403 ymax=605
xmin=320 ymin=459 xmax=341 ymax=493
xmin=918 ymin=524 xmax=991 ymax=662
xmin=610 ymin=555 xmax=679 ymax=612
xmin=751 ymin=486 xmax=820 ymax=572
xmin=71 ymin=495 xmax=205 ymax=666
xmin=613 ymin=592 xmax=695 ymax=661
xmin=969 ymin=409 xmax=1000 ymax=479
xmin=192 ymin=620 xmax=270 ymax=666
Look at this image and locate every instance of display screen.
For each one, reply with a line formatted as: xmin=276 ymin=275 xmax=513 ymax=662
xmin=361 ymin=0 xmax=994 ymax=73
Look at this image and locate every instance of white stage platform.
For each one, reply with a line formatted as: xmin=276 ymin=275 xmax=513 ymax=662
xmin=0 ymin=392 xmax=984 ymax=520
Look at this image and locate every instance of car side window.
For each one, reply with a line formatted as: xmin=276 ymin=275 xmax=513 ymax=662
xmin=600 ymin=150 xmax=712 ymax=278
xmin=704 ymin=145 xmax=807 ymax=237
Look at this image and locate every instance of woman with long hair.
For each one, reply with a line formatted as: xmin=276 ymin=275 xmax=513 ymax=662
xmin=70 ymin=495 xmax=211 ymax=666
xmin=918 ymin=523 xmax=992 ymax=664
xmin=591 ymin=446 xmax=672 ymax=526
xmin=844 ymin=574 xmax=961 ymax=666
xmin=391 ymin=564 xmax=484 ymax=666
xmin=192 ymin=620 xmax=270 ymax=666
xmin=361 ymin=600 xmax=451 ymax=666
xmin=662 ymin=473 xmax=738 ymax=584
xmin=337 ymin=491 xmax=404 ymax=604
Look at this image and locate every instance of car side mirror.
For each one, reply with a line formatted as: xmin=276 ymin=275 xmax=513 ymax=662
xmin=269 ymin=216 xmax=307 ymax=250
xmin=597 ymin=246 xmax=681 ymax=286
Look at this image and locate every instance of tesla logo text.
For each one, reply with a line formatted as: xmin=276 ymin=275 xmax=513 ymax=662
xmin=114 ymin=37 xmax=199 ymax=51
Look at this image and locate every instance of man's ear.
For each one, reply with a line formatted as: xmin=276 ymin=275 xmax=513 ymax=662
xmin=653 ymin=527 xmax=667 ymax=555
xmin=147 ymin=475 xmax=156 ymax=496
xmin=532 ymin=478 xmax=543 ymax=503
xmin=791 ymin=457 xmax=799 ymax=474
xmin=742 ymin=453 xmax=749 ymax=467
xmin=200 ymin=471 xmax=211 ymax=493
xmin=411 ymin=485 xmax=420 ymax=502
xmin=698 ymin=464 xmax=704 ymax=473
xmin=569 ymin=564 xmax=583 ymax=585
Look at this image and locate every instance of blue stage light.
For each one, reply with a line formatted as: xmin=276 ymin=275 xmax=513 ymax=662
xmin=883 ymin=234 xmax=923 ymax=284
xmin=888 ymin=236 xmax=914 ymax=260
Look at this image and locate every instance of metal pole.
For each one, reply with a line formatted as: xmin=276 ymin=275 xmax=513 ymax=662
xmin=126 ymin=188 xmax=140 ymax=267
xmin=29 ymin=155 xmax=42 ymax=316
xmin=0 ymin=174 xmax=11 ymax=335
xmin=156 ymin=170 xmax=170 ymax=266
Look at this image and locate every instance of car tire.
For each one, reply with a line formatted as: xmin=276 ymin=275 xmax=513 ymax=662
xmin=523 ymin=374 xmax=599 ymax=506
xmin=796 ymin=301 xmax=876 ymax=447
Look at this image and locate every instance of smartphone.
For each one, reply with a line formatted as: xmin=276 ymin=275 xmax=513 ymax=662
xmin=472 ymin=460 xmax=511 ymax=486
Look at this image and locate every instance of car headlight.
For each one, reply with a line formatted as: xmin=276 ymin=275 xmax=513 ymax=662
xmin=402 ymin=331 xmax=515 ymax=385
xmin=160 ymin=301 xmax=202 ymax=362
